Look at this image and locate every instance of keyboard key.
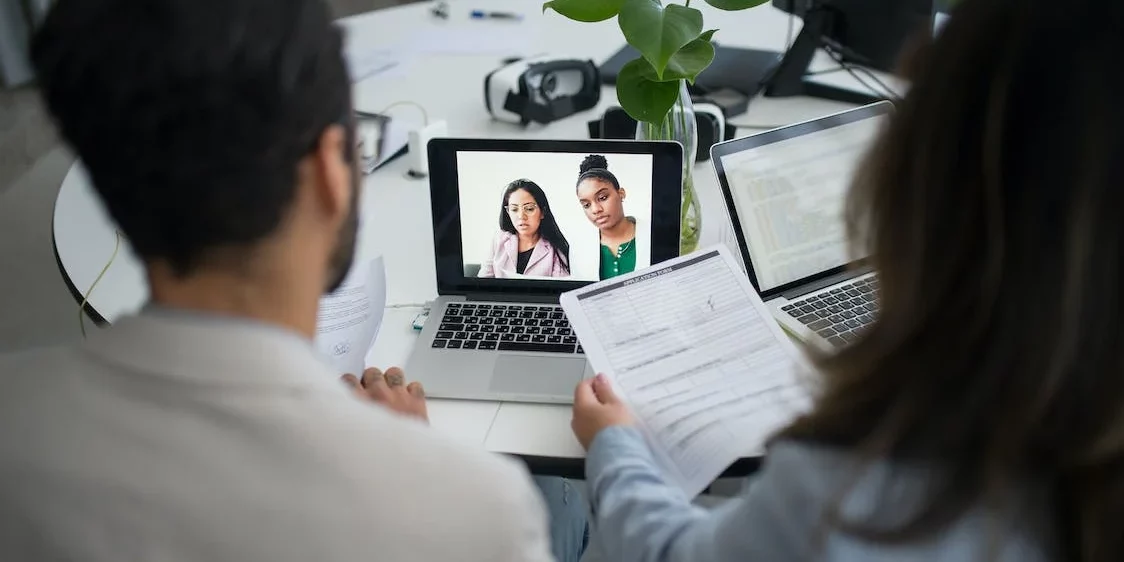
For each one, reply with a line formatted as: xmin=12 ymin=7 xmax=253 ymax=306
xmin=516 ymin=334 xmax=531 ymax=343
xmin=462 ymin=304 xmax=476 ymax=309
xmin=466 ymin=325 xmax=481 ymax=332
xmin=470 ymin=333 xmax=485 ymax=340
xmin=432 ymin=339 xmax=448 ymax=348
xmin=816 ymin=327 xmax=837 ymax=337
xmin=830 ymin=288 xmax=844 ymax=295
xmin=508 ymin=305 xmax=523 ymax=311
xmin=439 ymin=323 xmax=464 ymax=332
xmin=796 ymin=314 xmax=819 ymax=325
xmin=504 ymin=310 xmax=519 ymax=318
xmin=563 ymin=336 xmax=578 ymax=344
xmin=840 ymin=300 xmax=855 ymax=309
xmin=799 ymin=305 xmax=816 ymax=314
xmin=525 ymin=319 xmax=540 ymax=327
xmin=463 ymin=341 xmax=478 ymax=350
xmin=862 ymin=294 xmax=876 ymax=303
xmin=447 ymin=340 xmax=463 ymax=349
xmin=560 ymin=328 xmax=572 ymax=336
xmin=490 ymin=309 xmax=504 ymax=317
xmin=827 ymin=305 xmax=843 ymax=314
xmin=482 ymin=325 xmax=495 ymax=333
xmin=541 ymin=319 xmax=555 ymax=327
xmin=845 ymin=319 xmax=862 ymax=329
xmin=812 ymin=301 xmax=829 ymax=310
xmin=477 ymin=304 xmax=491 ymax=310
xmin=479 ymin=341 xmax=498 ymax=350
xmin=447 ymin=303 xmax=461 ymax=308
xmin=858 ymin=285 xmax=873 ymax=294
xmin=500 ymin=334 xmax=515 ymax=342
xmin=859 ymin=314 xmax=874 ymax=324
xmin=436 ymin=331 xmax=453 ymax=339
xmin=496 ymin=326 xmax=510 ymax=334
xmin=464 ymin=317 xmax=479 ymax=324
xmin=823 ymin=297 xmax=839 ymax=305
xmin=454 ymin=331 xmax=468 ymax=340
xmin=532 ymin=335 xmax=547 ymax=343
xmin=485 ymin=333 xmax=500 ymax=341
xmin=519 ymin=311 xmax=534 ymax=319
xmin=576 ymin=345 xmax=584 ymax=354
xmin=498 ymin=341 xmax=576 ymax=354
xmin=534 ymin=311 xmax=549 ymax=319
xmin=828 ymin=336 xmax=847 ymax=347
xmin=781 ymin=304 xmax=796 ymax=312
xmin=542 ymin=327 xmax=557 ymax=336
xmin=527 ymin=327 xmax=542 ymax=335
xmin=551 ymin=312 xmax=565 ymax=320
xmin=809 ymin=319 xmax=832 ymax=331
xmin=839 ymin=331 xmax=858 ymax=342
xmin=510 ymin=318 xmax=525 ymax=326
xmin=511 ymin=326 xmax=526 ymax=334
xmin=547 ymin=335 xmax=562 ymax=343
xmin=807 ymin=295 xmax=821 ymax=302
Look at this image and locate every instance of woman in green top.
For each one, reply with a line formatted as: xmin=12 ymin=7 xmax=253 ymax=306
xmin=576 ymin=155 xmax=637 ymax=280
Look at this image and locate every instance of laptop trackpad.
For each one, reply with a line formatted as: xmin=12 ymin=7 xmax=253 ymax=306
xmin=489 ymin=355 xmax=585 ymax=397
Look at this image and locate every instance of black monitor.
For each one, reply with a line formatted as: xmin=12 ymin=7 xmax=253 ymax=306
xmin=765 ymin=0 xmax=936 ymax=105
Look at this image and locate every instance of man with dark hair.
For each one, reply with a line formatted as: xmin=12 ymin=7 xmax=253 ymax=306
xmin=0 ymin=0 xmax=556 ymax=559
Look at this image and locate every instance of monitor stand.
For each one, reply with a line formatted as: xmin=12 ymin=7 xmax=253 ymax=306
xmin=764 ymin=8 xmax=885 ymax=106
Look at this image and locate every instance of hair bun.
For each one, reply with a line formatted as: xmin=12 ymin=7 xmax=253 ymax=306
xmin=580 ymin=154 xmax=608 ymax=174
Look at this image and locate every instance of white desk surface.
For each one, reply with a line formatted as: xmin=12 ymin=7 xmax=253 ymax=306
xmin=52 ymin=0 xmax=881 ymax=469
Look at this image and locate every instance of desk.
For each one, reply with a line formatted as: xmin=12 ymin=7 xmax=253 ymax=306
xmin=51 ymin=0 xmax=875 ymax=477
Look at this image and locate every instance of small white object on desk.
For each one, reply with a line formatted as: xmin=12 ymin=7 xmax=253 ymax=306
xmin=407 ymin=120 xmax=448 ymax=179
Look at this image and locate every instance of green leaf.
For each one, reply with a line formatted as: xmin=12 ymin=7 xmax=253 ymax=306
xmin=542 ymin=0 xmax=625 ymax=22
xmin=616 ymin=57 xmax=680 ymax=124
xmin=699 ymin=29 xmax=718 ymax=42
xmin=702 ymin=0 xmax=770 ymax=11
xmin=661 ymin=37 xmax=716 ymax=84
xmin=618 ymin=0 xmax=703 ymax=79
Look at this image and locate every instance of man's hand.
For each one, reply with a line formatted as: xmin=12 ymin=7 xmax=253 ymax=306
xmin=572 ymin=374 xmax=634 ymax=450
xmin=342 ymin=367 xmax=429 ymax=424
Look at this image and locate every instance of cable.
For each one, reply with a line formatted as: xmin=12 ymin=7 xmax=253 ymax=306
xmin=821 ymin=46 xmax=902 ymax=102
xmin=79 ymin=230 xmax=121 ymax=338
xmin=375 ymin=101 xmax=429 ymax=126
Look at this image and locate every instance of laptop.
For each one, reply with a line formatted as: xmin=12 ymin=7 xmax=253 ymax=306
xmin=710 ymin=101 xmax=893 ymax=350
xmin=407 ymin=138 xmax=684 ymax=404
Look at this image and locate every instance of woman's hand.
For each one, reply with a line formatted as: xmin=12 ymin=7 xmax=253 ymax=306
xmin=342 ymin=367 xmax=429 ymax=424
xmin=572 ymin=374 xmax=635 ymax=450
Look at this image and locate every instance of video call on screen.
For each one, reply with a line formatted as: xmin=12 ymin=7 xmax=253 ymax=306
xmin=457 ymin=151 xmax=655 ymax=283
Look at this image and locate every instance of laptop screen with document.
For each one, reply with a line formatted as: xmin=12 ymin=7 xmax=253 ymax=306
xmin=711 ymin=102 xmax=892 ymax=297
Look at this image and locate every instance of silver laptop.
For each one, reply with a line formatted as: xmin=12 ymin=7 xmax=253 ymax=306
xmin=710 ymin=101 xmax=893 ymax=350
xmin=407 ymin=138 xmax=684 ymax=404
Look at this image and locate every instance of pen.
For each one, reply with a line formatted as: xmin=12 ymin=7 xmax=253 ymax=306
xmin=471 ymin=9 xmax=523 ymax=20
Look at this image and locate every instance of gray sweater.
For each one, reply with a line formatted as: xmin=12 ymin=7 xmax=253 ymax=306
xmin=585 ymin=426 xmax=1056 ymax=562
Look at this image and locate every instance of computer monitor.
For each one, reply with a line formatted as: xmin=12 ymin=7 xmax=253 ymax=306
xmin=765 ymin=0 xmax=936 ymax=105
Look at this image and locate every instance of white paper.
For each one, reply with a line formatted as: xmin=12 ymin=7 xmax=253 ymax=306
xmin=397 ymin=25 xmax=535 ymax=56
xmin=560 ymin=246 xmax=811 ymax=497
xmin=344 ymin=49 xmax=410 ymax=83
xmin=314 ymin=256 xmax=387 ymax=376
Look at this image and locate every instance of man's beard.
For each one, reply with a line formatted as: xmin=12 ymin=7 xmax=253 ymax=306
xmin=324 ymin=173 xmax=360 ymax=294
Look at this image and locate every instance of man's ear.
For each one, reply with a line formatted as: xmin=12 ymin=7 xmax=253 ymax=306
xmin=311 ymin=124 xmax=353 ymax=222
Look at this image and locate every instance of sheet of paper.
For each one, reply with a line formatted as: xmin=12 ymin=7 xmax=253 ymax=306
xmin=561 ymin=246 xmax=811 ymax=497
xmin=397 ymin=24 xmax=535 ymax=56
xmin=344 ymin=48 xmax=410 ymax=83
xmin=314 ymin=256 xmax=387 ymax=376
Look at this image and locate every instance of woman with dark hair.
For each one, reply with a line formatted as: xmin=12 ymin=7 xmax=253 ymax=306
xmin=568 ymin=0 xmax=1124 ymax=561
xmin=479 ymin=179 xmax=571 ymax=278
xmin=576 ymin=155 xmax=641 ymax=280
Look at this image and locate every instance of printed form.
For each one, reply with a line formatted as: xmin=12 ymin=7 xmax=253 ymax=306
xmin=561 ymin=246 xmax=811 ymax=497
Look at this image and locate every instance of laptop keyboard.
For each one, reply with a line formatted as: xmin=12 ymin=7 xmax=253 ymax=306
xmin=781 ymin=277 xmax=880 ymax=347
xmin=431 ymin=303 xmax=583 ymax=355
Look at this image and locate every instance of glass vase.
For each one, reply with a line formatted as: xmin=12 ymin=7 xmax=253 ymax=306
xmin=636 ymin=80 xmax=701 ymax=254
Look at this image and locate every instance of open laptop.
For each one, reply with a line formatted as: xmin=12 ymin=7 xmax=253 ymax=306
xmin=407 ymin=138 xmax=684 ymax=404
xmin=710 ymin=101 xmax=893 ymax=350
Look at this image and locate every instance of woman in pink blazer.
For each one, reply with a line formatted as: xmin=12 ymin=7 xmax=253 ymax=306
xmin=478 ymin=179 xmax=571 ymax=278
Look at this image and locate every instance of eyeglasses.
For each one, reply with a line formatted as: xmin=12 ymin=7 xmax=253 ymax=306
xmin=506 ymin=203 xmax=539 ymax=214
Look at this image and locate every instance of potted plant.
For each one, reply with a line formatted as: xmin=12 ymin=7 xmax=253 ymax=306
xmin=543 ymin=0 xmax=768 ymax=253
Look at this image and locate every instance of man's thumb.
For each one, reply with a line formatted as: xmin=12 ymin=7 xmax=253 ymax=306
xmin=591 ymin=374 xmax=620 ymax=404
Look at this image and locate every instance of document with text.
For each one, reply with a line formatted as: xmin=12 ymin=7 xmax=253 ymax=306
xmin=560 ymin=246 xmax=812 ymax=497
xmin=314 ymin=256 xmax=387 ymax=377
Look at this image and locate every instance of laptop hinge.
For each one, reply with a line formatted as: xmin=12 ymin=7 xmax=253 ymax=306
xmin=778 ymin=265 xmax=874 ymax=300
xmin=462 ymin=292 xmax=560 ymax=304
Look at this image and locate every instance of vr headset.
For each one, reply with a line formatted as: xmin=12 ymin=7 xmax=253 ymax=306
xmin=485 ymin=56 xmax=601 ymax=126
xmin=587 ymin=101 xmax=737 ymax=163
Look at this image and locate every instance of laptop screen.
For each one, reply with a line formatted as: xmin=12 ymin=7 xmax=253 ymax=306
xmin=456 ymin=150 xmax=655 ymax=282
xmin=713 ymin=103 xmax=891 ymax=295
xmin=427 ymin=139 xmax=685 ymax=298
